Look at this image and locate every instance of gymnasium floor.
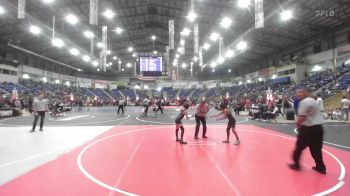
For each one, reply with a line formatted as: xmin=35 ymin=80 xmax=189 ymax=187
xmin=0 ymin=106 xmax=349 ymax=196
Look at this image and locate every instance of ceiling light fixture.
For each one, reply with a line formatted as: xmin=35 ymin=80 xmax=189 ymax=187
xmin=65 ymin=14 xmax=78 ymax=25
xmin=114 ymin=27 xmax=123 ymax=34
xmin=103 ymin=9 xmax=115 ymax=19
xmin=181 ymin=28 xmax=191 ymax=36
xmin=29 ymin=25 xmax=41 ymax=35
xmin=69 ymin=48 xmax=80 ymax=56
xmin=187 ymin=11 xmax=197 ymax=22
xmin=52 ymin=38 xmax=64 ymax=48
xmin=220 ymin=17 xmax=233 ymax=28
xmin=209 ymin=32 xmax=220 ymax=41
xmin=236 ymin=41 xmax=248 ymax=51
xmin=281 ymin=10 xmax=293 ymax=21
xmin=84 ymin=31 xmax=94 ymax=38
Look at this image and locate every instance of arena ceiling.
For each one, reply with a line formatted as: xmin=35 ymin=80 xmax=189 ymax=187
xmin=0 ymin=0 xmax=349 ymax=76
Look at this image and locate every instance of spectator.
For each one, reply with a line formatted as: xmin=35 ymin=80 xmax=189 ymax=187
xmin=340 ymin=96 xmax=350 ymax=121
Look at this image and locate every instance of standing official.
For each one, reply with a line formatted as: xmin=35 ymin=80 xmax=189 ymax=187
xmin=31 ymin=93 xmax=48 ymax=132
xmin=118 ymin=98 xmax=125 ymax=115
xmin=289 ymin=88 xmax=326 ymax=174
xmin=194 ymin=100 xmax=210 ymax=139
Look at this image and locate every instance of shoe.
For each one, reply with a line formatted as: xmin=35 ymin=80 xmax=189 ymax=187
xmin=222 ymin=140 xmax=230 ymax=143
xmin=180 ymin=140 xmax=187 ymax=145
xmin=233 ymin=140 xmax=240 ymax=145
xmin=288 ymin=163 xmax=300 ymax=171
xmin=176 ymin=138 xmax=181 ymax=142
xmin=30 ymin=129 xmax=35 ymax=133
xmin=203 ymin=136 xmax=208 ymax=139
xmin=39 ymin=129 xmax=43 ymax=131
xmin=194 ymin=136 xmax=199 ymax=140
xmin=312 ymin=167 xmax=326 ymax=174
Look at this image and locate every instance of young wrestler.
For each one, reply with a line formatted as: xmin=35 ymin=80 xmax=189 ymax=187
xmin=211 ymin=103 xmax=240 ymax=145
xmin=175 ymin=102 xmax=190 ymax=145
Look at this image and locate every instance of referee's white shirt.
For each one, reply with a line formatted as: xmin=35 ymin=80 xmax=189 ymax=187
xmin=298 ymin=97 xmax=323 ymax=126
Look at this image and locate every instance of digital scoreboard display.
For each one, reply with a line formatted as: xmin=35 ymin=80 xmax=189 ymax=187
xmin=139 ymin=56 xmax=163 ymax=72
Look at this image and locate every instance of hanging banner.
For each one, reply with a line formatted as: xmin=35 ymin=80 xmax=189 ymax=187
xmin=199 ymin=47 xmax=203 ymax=71
xmin=169 ymin=20 xmax=175 ymax=49
xmin=101 ymin=26 xmax=107 ymax=72
xmin=89 ymin=0 xmax=99 ymax=25
xmin=219 ymin=36 xmax=224 ymax=57
xmin=194 ymin=23 xmax=199 ymax=54
xmin=165 ymin=46 xmax=170 ymax=65
xmin=255 ymin=0 xmax=264 ymax=29
xmin=18 ymin=0 xmax=26 ymax=19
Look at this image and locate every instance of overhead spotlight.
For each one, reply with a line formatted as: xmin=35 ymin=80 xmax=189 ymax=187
xmin=97 ymin=69 xmax=100 ymax=72
xmin=236 ymin=41 xmax=247 ymax=51
xmin=272 ymin=74 xmax=277 ymax=79
xmin=175 ymin=54 xmax=180 ymax=58
xmin=193 ymin=56 xmax=199 ymax=62
xmin=258 ymin=77 xmax=263 ymax=82
xmin=181 ymin=28 xmax=191 ymax=36
xmin=22 ymin=74 xmax=30 ymax=79
xmin=180 ymin=39 xmax=185 ymax=46
xmin=237 ymin=0 xmax=251 ymax=8
xmin=209 ymin=32 xmax=220 ymax=41
xmin=210 ymin=62 xmax=217 ymax=68
xmin=220 ymin=17 xmax=233 ymax=28
xmin=69 ymin=48 xmax=80 ymax=56
xmin=203 ymin=43 xmax=211 ymax=50
xmin=52 ymin=38 xmax=64 ymax=48
xmin=126 ymin=63 xmax=132 ymax=68
xmin=177 ymin=48 xmax=184 ymax=53
xmin=106 ymin=50 xmax=111 ymax=55
xmin=187 ymin=11 xmax=197 ymax=22
xmin=42 ymin=77 xmax=47 ymax=83
xmin=182 ymin=63 xmax=187 ymax=69
xmin=225 ymin=50 xmax=235 ymax=58
xmin=217 ymin=56 xmax=225 ymax=64
xmin=103 ymin=9 xmax=115 ymax=19
xmin=97 ymin=42 xmax=104 ymax=48
xmin=108 ymin=62 xmax=113 ymax=66
xmin=228 ymin=69 xmax=232 ymax=73
xmin=55 ymin=79 xmax=60 ymax=84
xmin=42 ymin=0 xmax=55 ymax=3
xmin=82 ymin=55 xmax=90 ymax=62
xmin=29 ymin=25 xmax=41 ymax=35
xmin=173 ymin=62 xmax=177 ymax=67
xmin=128 ymin=47 xmax=133 ymax=52
xmin=121 ymin=68 xmax=125 ymax=71
xmin=132 ymin=53 xmax=137 ymax=57
xmin=212 ymin=69 xmax=215 ymax=73
xmin=0 ymin=6 xmax=5 ymax=15
xmin=114 ymin=27 xmax=123 ymax=34
xmin=92 ymin=61 xmax=98 ymax=67
xmin=118 ymin=60 xmax=122 ymax=65
xmin=113 ymin=56 xmax=117 ymax=60
xmin=281 ymin=10 xmax=293 ymax=21
xmin=151 ymin=35 xmax=156 ymax=41
xmin=65 ymin=14 xmax=78 ymax=25
xmin=84 ymin=31 xmax=94 ymax=38
xmin=153 ymin=50 xmax=158 ymax=55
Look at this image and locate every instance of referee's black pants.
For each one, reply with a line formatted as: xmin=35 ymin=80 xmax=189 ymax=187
xmin=32 ymin=111 xmax=45 ymax=130
xmin=292 ymin=125 xmax=326 ymax=170
xmin=194 ymin=115 xmax=207 ymax=137
xmin=117 ymin=105 xmax=124 ymax=114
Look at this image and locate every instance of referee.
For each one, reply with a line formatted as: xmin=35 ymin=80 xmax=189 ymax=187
xmin=289 ymin=88 xmax=326 ymax=174
xmin=31 ymin=93 xmax=49 ymax=132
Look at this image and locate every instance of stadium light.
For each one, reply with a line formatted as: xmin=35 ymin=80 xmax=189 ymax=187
xmin=175 ymin=54 xmax=180 ymax=58
xmin=84 ymin=31 xmax=94 ymax=38
xmin=258 ymin=77 xmax=263 ymax=82
xmin=203 ymin=43 xmax=211 ymax=50
xmin=217 ymin=56 xmax=225 ymax=64
xmin=187 ymin=11 xmax=197 ymax=22
xmin=247 ymin=79 xmax=252 ymax=84
xmin=82 ymin=55 xmax=90 ymax=62
xmin=113 ymin=56 xmax=117 ymax=60
xmin=0 ymin=6 xmax=5 ymax=15
xmin=237 ymin=0 xmax=251 ymax=8
xmin=236 ymin=41 xmax=247 ymax=51
xmin=209 ymin=32 xmax=220 ymax=41
xmin=177 ymin=48 xmax=184 ymax=53
xmin=42 ymin=77 xmax=47 ymax=83
xmin=92 ymin=61 xmax=98 ymax=67
xmin=212 ymin=69 xmax=215 ymax=73
xmin=180 ymin=39 xmax=185 ymax=46
xmin=228 ymin=69 xmax=232 ymax=73
xmin=132 ymin=53 xmax=137 ymax=57
xmin=69 ymin=48 xmax=79 ymax=56
xmin=22 ymin=74 xmax=30 ymax=79
xmin=97 ymin=42 xmax=104 ymax=48
xmin=312 ymin=65 xmax=322 ymax=72
xmin=114 ymin=27 xmax=123 ymax=34
xmin=55 ymin=79 xmax=60 ymax=84
xmin=121 ymin=68 xmax=125 ymax=71
xmin=108 ymin=62 xmax=113 ymax=66
xmin=127 ymin=63 xmax=132 ymax=68
xmin=29 ymin=25 xmax=41 ymax=35
xmin=272 ymin=74 xmax=277 ymax=79
xmin=103 ymin=9 xmax=115 ymax=19
xmin=128 ymin=47 xmax=133 ymax=52
xmin=173 ymin=62 xmax=177 ymax=67
xmin=225 ymin=50 xmax=235 ymax=58
xmin=181 ymin=28 xmax=191 ymax=36
xmin=193 ymin=56 xmax=199 ymax=62
xmin=65 ymin=81 xmax=70 ymax=86
xmin=238 ymin=81 xmax=243 ymax=85
xmin=281 ymin=10 xmax=293 ymax=21
xmin=52 ymin=38 xmax=64 ymax=48
xmin=210 ymin=62 xmax=217 ymax=68
xmin=182 ymin=63 xmax=187 ymax=69
xmin=220 ymin=17 xmax=233 ymax=28
xmin=65 ymin=14 xmax=78 ymax=25
xmin=42 ymin=0 xmax=55 ymax=4
xmin=151 ymin=35 xmax=156 ymax=41
xmin=106 ymin=50 xmax=111 ymax=55
xmin=153 ymin=50 xmax=158 ymax=55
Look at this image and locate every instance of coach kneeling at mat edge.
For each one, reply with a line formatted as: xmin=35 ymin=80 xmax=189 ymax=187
xmin=31 ymin=93 xmax=49 ymax=132
xmin=289 ymin=88 xmax=326 ymax=174
xmin=194 ymin=100 xmax=210 ymax=139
